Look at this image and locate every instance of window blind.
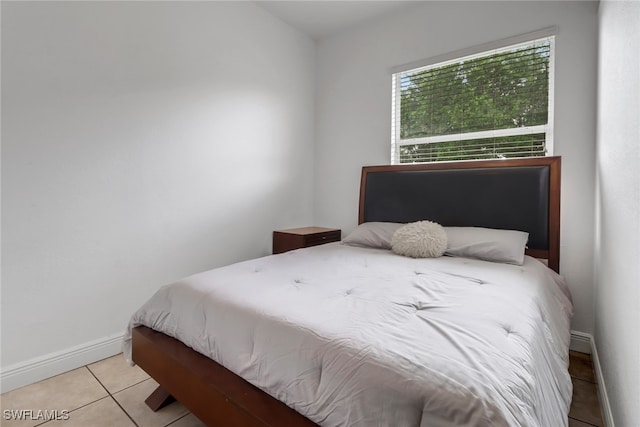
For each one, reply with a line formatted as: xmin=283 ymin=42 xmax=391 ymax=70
xmin=392 ymin=35 xmax=554 ymax=164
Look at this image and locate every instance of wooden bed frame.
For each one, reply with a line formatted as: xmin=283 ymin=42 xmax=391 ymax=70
xmin=132 ymin=156 xmax=561 ymax=426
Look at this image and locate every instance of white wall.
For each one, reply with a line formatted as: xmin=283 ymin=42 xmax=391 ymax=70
xmin=595 ymin=1 xmax=640 ymax=425
xmin=1 ymin=1 xmax=315 ymax=388
xmin=314 ymin=1 xmax=599 ymax=336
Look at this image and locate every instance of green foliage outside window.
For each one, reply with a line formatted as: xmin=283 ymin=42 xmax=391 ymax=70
xmin=397 ymin=40 xmax=551 ymax=163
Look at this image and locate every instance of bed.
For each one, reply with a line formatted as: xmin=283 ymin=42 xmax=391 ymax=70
xmin=124 ymin=156 xmax=571 ymax=426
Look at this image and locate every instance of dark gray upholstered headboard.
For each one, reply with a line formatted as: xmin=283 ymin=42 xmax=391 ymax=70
xmin=358 ymin=157 xmax=561 ymax=272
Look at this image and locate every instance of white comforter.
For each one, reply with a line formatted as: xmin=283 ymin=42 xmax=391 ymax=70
xmin=123 ymin=243 xmax=573 ymax=427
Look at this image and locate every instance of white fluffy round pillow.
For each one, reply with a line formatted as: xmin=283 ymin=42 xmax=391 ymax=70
xmin=391 ymin=220 xmax=448 ymax=258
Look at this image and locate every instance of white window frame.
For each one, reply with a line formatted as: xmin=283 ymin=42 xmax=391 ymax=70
xmin=391 ymin=27 xmax=556 ymax=164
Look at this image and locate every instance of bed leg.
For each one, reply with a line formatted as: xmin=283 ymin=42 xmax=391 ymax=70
xmin=144 ymin=385 xmax=176 ymax=411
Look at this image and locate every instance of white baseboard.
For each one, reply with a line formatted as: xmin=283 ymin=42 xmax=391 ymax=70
xmin=590 ymin=337 xmax=615 ymax=427
xmin=0 ymin=333 xmax=124 ymax=394
xmin=570 ymin=330 xmax=593 ymax=353
xmin=570 ymin=330 xmax=615 ymax=427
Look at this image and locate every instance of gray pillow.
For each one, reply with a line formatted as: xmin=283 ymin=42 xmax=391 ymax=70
xmin=342 ymin=222 xmax=402 ymax=249
xmin=344 ymin=223 xmax=529 ymax=265
xmin=444 ymin=227 xmax=529 ymax=265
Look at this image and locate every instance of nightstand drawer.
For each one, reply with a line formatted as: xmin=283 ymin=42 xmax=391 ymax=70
xmin=273 ymin=227 xmax=341 ymax=254
xmin=303 ymin=230 xmax=341 ymax=246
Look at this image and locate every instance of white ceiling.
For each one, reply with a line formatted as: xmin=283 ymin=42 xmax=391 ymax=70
xmin=256 ymin=1 xmax=417 ymax=40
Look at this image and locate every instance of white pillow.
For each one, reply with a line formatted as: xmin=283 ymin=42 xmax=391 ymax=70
xmin=444 ymin=227 xmax=529 ymax=265
xmin=391 ymin=221 xmax=448 ymax=258
xmin=342 ymin=222 xmax=402 ymax=249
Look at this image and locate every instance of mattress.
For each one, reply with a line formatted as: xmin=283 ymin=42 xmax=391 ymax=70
xmin=123 ymin=242 xmax=573 ymax=427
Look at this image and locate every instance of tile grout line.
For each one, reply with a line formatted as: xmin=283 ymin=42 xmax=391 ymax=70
xmin=30 ymin=367 xmax=112 ymax=427
xmin=90 ymin=365 xmax=191 ymax=427
xmin=570 ymin=375 xmax=597 ymax=385
xmin=86 ymin=365 xmax=140 ymax=427
xmin=164 ymin=413 xmax=191 ymax=427
xmin=31 ymin=396 xmax=112 ymax=427
xmin=569 ymin=375 xmax=604 ymax=427
xmin=569 ymin=354 xmax=602 ymax=426
xmin=108 ymin=395 xmax=140 ymax=427
xmin=108 ymin=377 xmax=152 ymax=395
xmin=569 ymin=354 xmax=597 ymax=385
xmin=572 ymin=376 xmax=599 ymax=386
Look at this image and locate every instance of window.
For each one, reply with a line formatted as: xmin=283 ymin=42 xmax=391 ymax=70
xmin=391 ymin=31 xmax=555 ymax=164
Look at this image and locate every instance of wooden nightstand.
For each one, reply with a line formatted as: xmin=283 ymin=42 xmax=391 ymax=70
xmin=272 ymin=227 xmax=341 ymax=254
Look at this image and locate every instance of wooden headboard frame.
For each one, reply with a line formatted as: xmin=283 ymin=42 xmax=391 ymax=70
xmin=358 ymin=157 xmax=561 ymax=272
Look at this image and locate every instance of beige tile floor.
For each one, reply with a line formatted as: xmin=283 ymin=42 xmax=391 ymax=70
xmin=568 ymin=351 xmax=605 ymax=427
xmin=1 ymin=351 xmax=604 ymax=427
xmin=0 ymin=354 xmax=203 ymax=427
